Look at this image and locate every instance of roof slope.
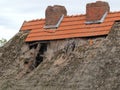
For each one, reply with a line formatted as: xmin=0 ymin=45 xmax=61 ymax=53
xmin=20 ymin=11 xmax=120 ymax=42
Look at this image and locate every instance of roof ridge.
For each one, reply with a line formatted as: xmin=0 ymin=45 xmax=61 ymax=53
xmin=109 ymin=11 xmax=120 ymax=14
xmin=24 ymin=11 xmax=120 ymax=23
xmin=64 ymin=14 xmax=85 ymax=18
xmin=25 ymin=18 xmax=45 ymax=23
xmin=25 ymin=14 xmax=86 ymax=23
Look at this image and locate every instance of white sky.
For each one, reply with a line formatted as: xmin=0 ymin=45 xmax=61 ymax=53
xmin=0 ymin=0 xmax=120 ymax=40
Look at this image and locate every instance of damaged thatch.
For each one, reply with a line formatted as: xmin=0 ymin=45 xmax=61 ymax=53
xmin=0 ymin=22 xmax=120 ymax=90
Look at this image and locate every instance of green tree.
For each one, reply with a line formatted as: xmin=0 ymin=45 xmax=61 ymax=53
xmin=0 ymin=38 xmax=7 ymax=47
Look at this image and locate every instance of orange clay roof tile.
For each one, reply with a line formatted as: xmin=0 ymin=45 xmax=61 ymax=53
xmin=20 ymin=11 xmax=120 ymax=42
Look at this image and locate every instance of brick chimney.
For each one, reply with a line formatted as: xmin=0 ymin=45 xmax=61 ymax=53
xmin=86 ymin=1 xmax=110 ymax=23
xmin=45 ymin=5 xmax=67 ymax=27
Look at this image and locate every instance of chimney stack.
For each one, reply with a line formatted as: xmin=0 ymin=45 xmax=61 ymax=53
xmin=86 ymin=1 xmax=110 ymax=23
xmin=45 ymin=5 xmax=67 ymax=27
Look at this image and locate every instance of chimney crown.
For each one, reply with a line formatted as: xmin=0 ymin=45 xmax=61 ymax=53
xmin=86 ymin=1 xmax=110 ymax=23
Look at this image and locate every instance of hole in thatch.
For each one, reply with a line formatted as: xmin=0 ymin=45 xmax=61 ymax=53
xmin=22 ymin=42 xmax=48 ymax=76
xmin=34 ymin=43 xmax=47 ymax=67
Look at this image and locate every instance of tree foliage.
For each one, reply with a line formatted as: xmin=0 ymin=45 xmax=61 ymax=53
xmin=0 ymin=38 xmax=7 ymax=47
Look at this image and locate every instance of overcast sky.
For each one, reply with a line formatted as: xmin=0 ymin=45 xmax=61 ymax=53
xmin=0 ymin=0 xmax=120 ymax=40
